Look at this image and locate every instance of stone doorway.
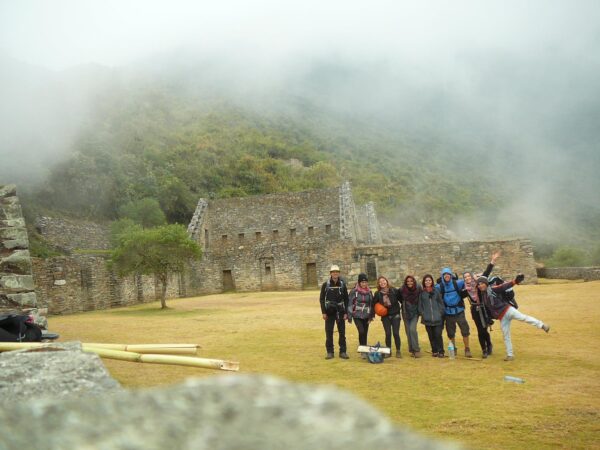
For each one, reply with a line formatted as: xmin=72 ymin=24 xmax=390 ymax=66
xmin=366 ymin=260 xmax=377 ymax=283
xmin=222 ymin=270 xmax=235 ymax=291
xmin=305 ymin=263 xmax=317 ymax=288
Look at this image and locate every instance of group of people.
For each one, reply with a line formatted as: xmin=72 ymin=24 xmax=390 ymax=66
xmin=319 ymin=253 xmax=550 ymax=362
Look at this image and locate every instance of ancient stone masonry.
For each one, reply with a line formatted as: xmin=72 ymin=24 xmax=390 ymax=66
xmin=32 ymin=256 xmax=185 ymax=315
xmin=187 ymin=183 xmax=537 ymax=294
xmin=0 ymin=185 xmax=39 ymax=312
xmin=352 ymin=239 xmax=538 ymax=288
xmin=21 ymin=182 xmax=538 ymax=313
xmin=537 ymin=266 xmax=600 ymax=281
xmin=35 ymin=216 xmax=111 ymax=252
xmin=186 ymin=198 xmax=208 ymax=242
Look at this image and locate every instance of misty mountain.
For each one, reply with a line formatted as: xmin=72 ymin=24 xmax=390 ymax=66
xmin=2 ymin=51 xmax=599 ymax=248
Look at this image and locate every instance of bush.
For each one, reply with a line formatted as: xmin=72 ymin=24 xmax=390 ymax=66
xmin=544 ymin=246 xmax=589 ymax=267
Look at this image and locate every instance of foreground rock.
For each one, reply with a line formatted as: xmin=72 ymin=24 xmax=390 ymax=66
xmin=0 ymin=344 xmax=458 ymax=450
xmin=0 ymin=342 xmax=121 ymax=401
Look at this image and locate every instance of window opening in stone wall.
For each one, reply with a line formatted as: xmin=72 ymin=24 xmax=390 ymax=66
xmin=204 ymin=229 xmax=209 ymax=249
xmin=308 ymin=226 xmax=314 ymax=236
xmin=290 ymin=228 xmax=296 ymax=237
xmin=238 ymin=233 xmax=244 ymax=240
xmin=222 ymin=234 xmax=227 ymax=241
xmin=325 ymin=224 xmax=331 ymax=234
xmin=272 ymin=229 xmax=278 ymax=238
xmin=265 ymin=263 xmax=271 ymax=277
xmin=255 ymin=231 xmax=262 ymax=239
xmin=366 ymin=260 xmax=377 ymax=282
xmin=305 ymin=263 xmax=317 ymax=288
xmin=223 ymin=270 xmax=235 ymax=291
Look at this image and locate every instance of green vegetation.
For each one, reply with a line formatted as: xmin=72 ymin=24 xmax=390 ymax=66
xmin=29 ymin=83 xmax=496 ymax=227
xmin=49 ymin=282 xmax=600 ymax=450
xmin=118 ymin=198 xmax=167 ymax=228
xmin=544 ymin=246 xmax=589 ymax=267
xmin=110 ymin=224 xmax=202 ymax=308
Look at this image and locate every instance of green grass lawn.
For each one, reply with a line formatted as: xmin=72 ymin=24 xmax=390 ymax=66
xmin=48 ymin=280 xmax=600 ymax=450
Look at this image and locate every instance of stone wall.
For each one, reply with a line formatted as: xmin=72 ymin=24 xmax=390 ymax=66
xmin=32 ymin=256 xmax=186 ymax=315
xmin=537 ymin=266 xmax=600 ymax=281
xmin=351 ymin=238 xmax=537 ymax=286
xmin=35 ymin=216 xmax=111 ymax=252
xmin=0 ymin=185 xmax=38 ymax=311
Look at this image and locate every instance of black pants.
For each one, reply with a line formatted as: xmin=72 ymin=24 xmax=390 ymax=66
xmin=425 ymin=324 xmax=444 ymax=355
xmin=325 ymin=313 xmax=346 ymax=353
xmin=353 ymin=318 xmax=370 ymax=346
xmin=381 ymin=314 xmax=401 ymax=350
xmin=471 ymin=306 xmax=492 ymax=353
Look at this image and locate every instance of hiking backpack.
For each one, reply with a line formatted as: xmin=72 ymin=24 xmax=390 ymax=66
xmin=324 ymin=278 xmax=347 ymax=313
xmin=0 ymin=314 xmax=43 ymax=342
xmin=488 ymin=276 xmax=519 ymax=309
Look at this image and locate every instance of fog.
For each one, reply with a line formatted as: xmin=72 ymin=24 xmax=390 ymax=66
xmin=1 ymin=0 xmax=599 ymax=242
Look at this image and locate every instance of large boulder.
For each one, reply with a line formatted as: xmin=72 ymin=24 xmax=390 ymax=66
xmin=0 ymin=344 xmax=458 ymax=450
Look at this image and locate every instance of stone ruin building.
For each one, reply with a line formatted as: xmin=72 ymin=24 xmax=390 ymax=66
xmin=187 ymin=182 xmax=537 ymax=293
xmin=0 ymin=185 xmax=47 ymax=326
xmin=2 ymin=182 xmax=537 ymax=315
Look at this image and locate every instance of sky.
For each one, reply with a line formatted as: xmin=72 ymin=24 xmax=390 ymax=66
xmin=2 ymin=0 xmax=599 ymax=71
xmin=1 ymin=0 xmax=599 ymax=241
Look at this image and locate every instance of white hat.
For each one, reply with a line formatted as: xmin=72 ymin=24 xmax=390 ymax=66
xmin=330 ymin=265 xmax=340 ymax=272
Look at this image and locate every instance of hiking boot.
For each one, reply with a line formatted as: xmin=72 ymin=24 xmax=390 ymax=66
xmin=325 ymin=353 xmax=334 ymax=360
xmin=465 ymin=348 xmax=472 ymax=358
xmin=482 ymin=351 xmax=488 ymax=359
xmin=413 ymin=351 xmax=422 ymax=358
xmin=542 ymin=324 xmax=550 ymax=333
xmin=504 ymin=355 xmax=515 ymax=361
xmin=438 ymin=352 xmax=445 ymax=358
xmin=339 ymin=352 xmax=349 ymax=359
xmin=395 ymin=349 xmax=402 ymax=358
xmin=487 ymin=344 xmax=493 ymax=356
xmin=432 ymin=352 xmax=439 ymax=358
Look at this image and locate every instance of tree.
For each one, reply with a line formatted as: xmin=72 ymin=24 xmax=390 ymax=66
xmin=110 ymin=224 xmax=202 ymax=308
xmin=118 ymin=198 xmax=167 ymax=228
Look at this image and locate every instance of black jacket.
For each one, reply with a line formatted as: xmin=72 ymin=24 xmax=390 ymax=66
xmin=320 ymin=278 xmax=349 ymax=315
xmin=373 ymin=288 xmax=401 ymax=317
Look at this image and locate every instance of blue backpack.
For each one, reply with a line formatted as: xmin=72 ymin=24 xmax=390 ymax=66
xmin=367 ymin=342 xmax=384 ymax=364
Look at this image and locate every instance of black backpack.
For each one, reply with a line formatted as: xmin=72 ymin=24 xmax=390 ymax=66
xmin=488 ymin=276 xmax=518 ymax=309
xmin=0 ymin=313 xmax=43 ymax=342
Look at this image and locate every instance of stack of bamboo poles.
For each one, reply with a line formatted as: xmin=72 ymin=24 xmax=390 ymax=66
xmin=0 ymin=342 xmax=239 ymax=372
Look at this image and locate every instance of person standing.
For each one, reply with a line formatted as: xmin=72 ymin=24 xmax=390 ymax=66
xmin=400 ymin=275 xmax=422 ymax=357
xmin=319 ymin=265 xmax=350 ymax=360
xmin=478 ymin=274 xmax=550 ymax=361
xmin=436 ymin=267 xmax=472 ymax=358
xmin=348 ymin=273 xmax=375 ymax=358
xmin=418 ymin=274 xmax=445 ymax=358
xmin=373 ymin=276 xmax=402 ymax=358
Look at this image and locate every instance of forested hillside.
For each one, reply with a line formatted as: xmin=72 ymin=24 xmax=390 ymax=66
xmin=3 ymin=55 xmax=599 ymax=258
xmin=24 ymin=67 xmax=499 ymax=227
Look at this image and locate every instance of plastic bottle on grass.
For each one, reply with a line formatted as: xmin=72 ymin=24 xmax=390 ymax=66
xmin=504 ymin=375 xmax=525 ymax=384
xmin=448 ymin=342 xmax=455 ymax=359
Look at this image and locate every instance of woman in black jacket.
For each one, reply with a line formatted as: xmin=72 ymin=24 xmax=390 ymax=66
xmin=373 ymin=276 xmax=402 ymax=358
xmin=418 ymin=274 xmax=445 ymax=358
xmin=462 ymin=251 xmax=500 ymax=358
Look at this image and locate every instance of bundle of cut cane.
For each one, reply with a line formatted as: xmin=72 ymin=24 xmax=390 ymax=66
xmin=0 ymin=342 xmax=239 ymax=372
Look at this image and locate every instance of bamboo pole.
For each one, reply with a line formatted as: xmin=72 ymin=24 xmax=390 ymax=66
xmin=84 ymin=343 xmax=200 ymax=355
xmin=0 ymin=342 xmax=42 ymax=352
xmin=82 ymin=347 xmax=239 ymax=371
xmin=0 ymin=343 xmax=239 ymax=371
xmin=0 ymin=342 xmax=200 ymax=356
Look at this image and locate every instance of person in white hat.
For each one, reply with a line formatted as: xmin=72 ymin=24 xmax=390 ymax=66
xmin=319 ymin=265 xmax=349 ymax=359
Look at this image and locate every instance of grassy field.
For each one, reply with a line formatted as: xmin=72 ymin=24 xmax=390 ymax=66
xmin=49 ymin=280 xmax=600 ymax=450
